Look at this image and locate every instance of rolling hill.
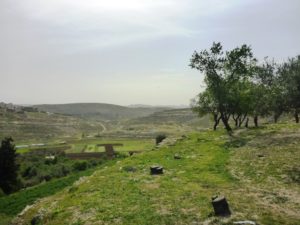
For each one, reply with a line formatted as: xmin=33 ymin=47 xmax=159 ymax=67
xmin=34 ymin=103 xmax=171 ymax=121
xmin=0 ymin=108 xmax=106 ymax=142
xmin=0 ymin=103 xmax=209 ymax=141
xmin=127 ymin=108 xmax=208 ymax=125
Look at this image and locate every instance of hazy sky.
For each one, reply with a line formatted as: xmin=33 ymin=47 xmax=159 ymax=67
xmin=1 ymin=0 xmax=299 ymax=106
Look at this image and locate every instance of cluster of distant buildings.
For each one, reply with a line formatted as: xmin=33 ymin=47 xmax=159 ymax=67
xmin=0 ymin=102 xmax=39 ymax=113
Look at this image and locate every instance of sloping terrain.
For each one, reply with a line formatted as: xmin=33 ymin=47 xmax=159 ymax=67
xmin=10 ymin=123 xmax=300 ymax=225
xmin=34 ymin=103 xmax=170 ymax=121
xmin=118 ymin=108 xmax=211 ymax=136
xmin=127 ymin=108 xmax=207 ymax=125
xmin=0 ymin=110 xmax=105 ymax=142
xmin=0 ymin=105 xmax=210 ymax=142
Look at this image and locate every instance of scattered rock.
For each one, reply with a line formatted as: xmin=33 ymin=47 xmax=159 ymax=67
xmin=18 ymin=204 xmax=34 ymax=217
xmin=211 ymin=196 xmax=231 ymax=217
xmin=174 ymin=154 xmax=181 ymax=159
xmin=123 ymin=166 xmax=137 ymax=172
xmin=30 ymin=208 xmax=47 ymax=225
xmin=150 ymin=166 xmax=164 ymax=175
xmin=233 ymin=221 xmax=256 ymax=225
xmin=31 ymin=216 xmax=41 ymax=225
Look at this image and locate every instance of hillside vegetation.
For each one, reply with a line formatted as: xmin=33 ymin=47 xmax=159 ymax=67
xmin=11 ymin=122 xmax=300 ymax=225
xmin=127 ymin=108 xmax=208 ymax=125
xmin=1 ymin=105 xmax=208 ymax=141
xmin=0 ymin=110 xmax=105 ymax=142
xmin=34 ymin=103 xmax=170 ymax=121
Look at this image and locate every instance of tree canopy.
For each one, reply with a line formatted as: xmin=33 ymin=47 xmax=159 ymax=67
xmin=0 ymin=137 xmax=19 ymax=194
xmin=190 ymin=42 xmax=300 ymax=132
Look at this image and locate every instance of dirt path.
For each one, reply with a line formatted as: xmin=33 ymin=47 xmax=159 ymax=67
xmin=99 ymin=122 xmax=107 ymax=132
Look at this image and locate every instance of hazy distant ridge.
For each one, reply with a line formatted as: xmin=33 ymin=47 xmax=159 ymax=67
xmin=34 ymin=103 xmax=171 ymax=120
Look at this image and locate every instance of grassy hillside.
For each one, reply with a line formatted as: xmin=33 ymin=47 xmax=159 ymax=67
xmin=127 ymin=108 xmax=207 ymax=125
xmin=34 ymin=103 xmax=170 ymax=121
xmin=1 ymin=105 xmax=211 ymax=142
xmin=119 ymin=108 xmax=211 ymax=137
xmin=10 ymin=123 xmax=300 ymax=225
xmin=0 ymin=110 xmax=106 ymax=142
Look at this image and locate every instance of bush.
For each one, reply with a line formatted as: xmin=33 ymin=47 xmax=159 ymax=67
xmin=38 ymin=173 xmax=52 ymax=182
xmin=0 ymin=188 xmax=5 ymax=197
xmin=72 ymin=161 xmax=88 ymax=171
xmin=115 ymin=152 xmax=127 ymax=159
xmin=44 ymin=156 xmax=57 ymax=165
xmin=156 ymin=134 xmax=167 ymax=145
xmin=23 ymin=178 xmax=40 ymax=187
xmin=21 ymin=165 xmax=38 ymax=179
xmin=61 ymin=165 xmax=71 ymax=176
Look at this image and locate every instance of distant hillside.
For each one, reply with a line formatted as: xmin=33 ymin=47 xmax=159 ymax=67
xmin=34 ymin=103 xmax=170 ymax=120
xmin=0 ymin=108 xmax=106 ymax=142
xmin=127 ymin=108 xmax=210 ymax=127
xmin=128 ymin=104 xmax=188 ymax=108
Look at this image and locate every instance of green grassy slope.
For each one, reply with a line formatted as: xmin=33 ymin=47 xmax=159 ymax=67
xmin=11 ymin=123 xmax=300 ymax=225
xmin=0 ymin=161 xmax=118 ymax=225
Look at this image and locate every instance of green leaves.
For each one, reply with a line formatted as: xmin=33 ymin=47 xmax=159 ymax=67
xmin=190 ymin=42 xmax=257 ymax=131
xmin=0 ymin=137 xmax=19 ymax=194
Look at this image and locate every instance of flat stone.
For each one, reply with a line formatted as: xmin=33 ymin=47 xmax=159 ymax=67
xmin=233 ymin=221 xmax=256 ymax=225
xmin=150 ymin=166 xmax=164 ymax=175
xmin=174 ymin=154 xmax=181 ymax=159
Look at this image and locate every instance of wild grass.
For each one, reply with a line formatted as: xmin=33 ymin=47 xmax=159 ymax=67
xmin=0 ymin=160 xmax=118 ymax=225
xmin=4 ymin=122 xmax=300 ymax=225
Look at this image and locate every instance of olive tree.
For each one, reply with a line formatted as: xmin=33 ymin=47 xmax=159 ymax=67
xmin=190 ymin=42 xmax=256 ymax=132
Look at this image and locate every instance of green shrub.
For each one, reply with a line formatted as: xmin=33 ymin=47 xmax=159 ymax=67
xmin=44 ymin=156 xmax=57 ymax=165
xmin=72 ymin=161 xmax=88 ymax=171
xmin=61 ymin=165 xmax=71 ymax=176
xmin=0 ymin=188 xmax=5 ymax=197
xmin=22 ymin=178 xmax=40 ymax=187
xmin=21 ymin=165 xmax=38 ymax=179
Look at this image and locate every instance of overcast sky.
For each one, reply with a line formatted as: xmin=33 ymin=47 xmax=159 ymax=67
xmin=1 ymin=0 xmax=299 ymax=106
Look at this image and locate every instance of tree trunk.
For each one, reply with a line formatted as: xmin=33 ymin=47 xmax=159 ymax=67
xmin=274 ymin=114 xmax=279 ymax=123
xmin=254 ymin=115 xmax=258 ymax=127
xmin=233 ymin=114 xmax=239 ymax=127
xmin=295 ymin=111 xmax=299 ymax=123
xmin=213 ymin=114 xmax=221 ymax=130
xmin=221 ymin=112 xmax=232 ymax=133
xmin=211 ymin=196 xmax=231 ymax=216
xmin=245 ymin=117 xmax=249 ymax=128
xmin=274 ymin=111 xmax=282 ymax=123
xmin=239 ymin=114 xmax=247 ymax=127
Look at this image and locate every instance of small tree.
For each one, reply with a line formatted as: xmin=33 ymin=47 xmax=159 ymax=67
xmin=279 ymin=55 xmax=300 ymax=123
xmin=0 ymin=137 xmax=19 ymax=194
xmin=250 ymin=60 xmax=278 ymax=126
xmin=191 ymin=90 xmax=221 ymax=130
xmin=190 ymin=42 xmax=256 ymax=132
